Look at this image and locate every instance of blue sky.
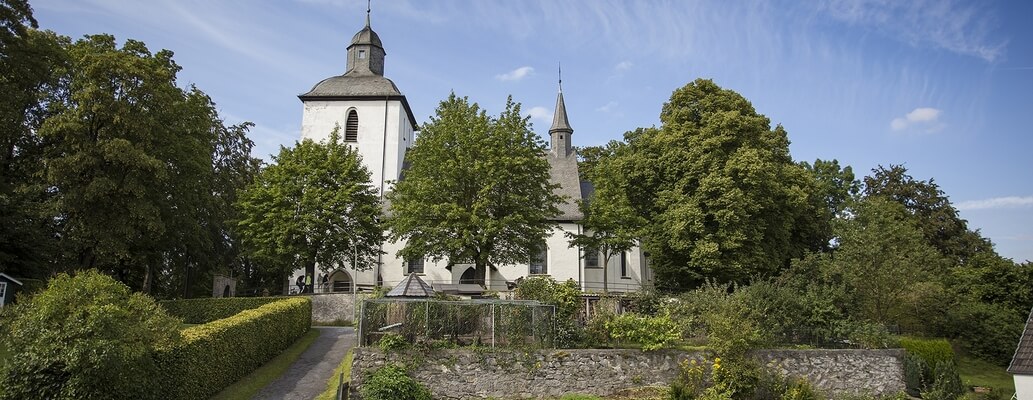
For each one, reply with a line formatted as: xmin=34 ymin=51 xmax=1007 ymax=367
xmin=33 ymin=0 xmax=1033 ymax=263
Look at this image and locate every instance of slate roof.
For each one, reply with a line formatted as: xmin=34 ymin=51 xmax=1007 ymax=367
xmin=300 ymin=73 xmax=402 ymax=98
xmin=385 ymin=273 xmax=435 ymax=297
xmin=1009 ymin=306 xmax=1033 ymax=374
xmin=545 ymin=152 xmax=584 ymax=221
xmin=550 ymin=91 xmax=572 ymax=133
xmin=351 ymin=25 xmax=383 ymax=49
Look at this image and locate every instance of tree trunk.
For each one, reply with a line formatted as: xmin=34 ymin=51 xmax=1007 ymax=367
xmin=601 ymin=253 xmax=611 ymax=295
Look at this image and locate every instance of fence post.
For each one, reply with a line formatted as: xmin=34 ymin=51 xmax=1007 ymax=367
xmin=336 ymin=372 xmax=344 ymax=400
xmin=491 ymin=303 xmax=496 ymax=348
xmin=357 ymin=300 xmax=365 ymax=346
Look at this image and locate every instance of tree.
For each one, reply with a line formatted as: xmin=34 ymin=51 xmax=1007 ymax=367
xmin=573 ymin=141 xmax=622 ymax=182
xmin=605 ymin=79 xmax=824 ymax=290
xmin=0 ymin=270 xmax=180 ymax=399
xmin=386 ymin=94 xmax=561 ymax=285
xmin=863 ymin=164 xmax=992 ymax=263
xmin=823 ymin=198 xmax=945 ymax=326
xmin=0 ymin=4 xmax=66 ymax=279
xmin=566 ymin=155 xmax=645 ymax=293
xmin=236 ymin=129 xmax=382 ymax=292
xmin=39 ymin=35 xmax=228 ymax=293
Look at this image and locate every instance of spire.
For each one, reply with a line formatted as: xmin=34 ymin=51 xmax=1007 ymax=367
xmin=549 ymin=66 xmax=573 ymax=157
xmin=366 ymin=0 xmax=371 ymax=27
xmin=347 ymin=0 xmax=385 ymax=75
xmin=558 ymin=62 xmax=563 ymax=93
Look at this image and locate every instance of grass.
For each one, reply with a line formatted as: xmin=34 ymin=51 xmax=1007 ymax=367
xmin=315 ymin=348 xmax=354 ymax=400
xmin=210 ymin=328 xmax=321 ymax=400
xmin=957 ymin=354 xmax=1014 ymax=398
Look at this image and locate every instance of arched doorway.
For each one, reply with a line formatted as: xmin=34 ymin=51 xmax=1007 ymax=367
xmin=222 ymin=285 xmax=231 ymax=297
xmin=328 ymin=270 xmax=352 ymax=293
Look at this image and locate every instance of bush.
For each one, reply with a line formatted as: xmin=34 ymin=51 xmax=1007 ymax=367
xmin=378 ymin=332 xmax=409 ymax=351
xmin=360 ymin=364 xmax=432 ymax=400
xmin=899 ymin=337 xmax=962 ymax=399
xmin=604 ymin=313 xmax=680 ymax=351
xmin=947 ymin=300 xmax=1024 ymax=366
xmin=0 ymin=270 xmax=181 ymax=400
xmin=159 ymin=296 xmax=283 ymax=324
xmin=155 ymin=297 xmax=311 ymax=400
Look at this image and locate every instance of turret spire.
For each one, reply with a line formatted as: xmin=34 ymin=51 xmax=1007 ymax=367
xmin=549 ymin=65 xmax=573 ymax=157
xmin=366 ymin=0 xmax=371 ymax=27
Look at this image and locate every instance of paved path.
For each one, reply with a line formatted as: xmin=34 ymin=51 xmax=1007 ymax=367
xmin=253 ymin=326 xmax=355 ymax=400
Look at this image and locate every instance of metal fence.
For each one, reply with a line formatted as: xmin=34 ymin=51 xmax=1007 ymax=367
xmin=357 ymin=298 xmax=556 ymax=348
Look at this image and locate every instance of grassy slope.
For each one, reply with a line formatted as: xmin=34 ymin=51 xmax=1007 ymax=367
xmin=210 ymin=328 xmax=321 ymax=400
xmin=957 ymin=354 xmax=1015 ymax=397
xmin=315 ymin=348 xmax=354 ymax=400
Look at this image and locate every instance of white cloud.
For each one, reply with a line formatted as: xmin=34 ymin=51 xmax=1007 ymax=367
xmin=615 ymin=61 xmax=633 ymax=72
xmin=525 ymin=106 xmax=551 ymax=122
xmin=596 ymin=101 xmax=618 ymax=113
xmin=890 ymin=107 xmax=943 ymax=132
xmin=956 ymin=196 xmax=1033 ymax=211
xmin=496 ymin=66 xmax=534 ymax=81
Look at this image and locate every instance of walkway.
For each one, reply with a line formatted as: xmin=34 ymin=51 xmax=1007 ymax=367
xmin=252 ymin=326 xmax=355 ymax=400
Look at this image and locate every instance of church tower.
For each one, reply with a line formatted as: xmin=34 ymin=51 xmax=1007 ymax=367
xmin=298 ymin=7 xmax=417 ymax=195
xmin=549 ymin=75 xmax=573 ymax=158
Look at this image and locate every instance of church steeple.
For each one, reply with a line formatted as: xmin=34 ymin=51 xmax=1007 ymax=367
xmin=549 ymin=65 xmax=573 ymax=157
xmin=346 ymin=1 xmax=386 ymax=76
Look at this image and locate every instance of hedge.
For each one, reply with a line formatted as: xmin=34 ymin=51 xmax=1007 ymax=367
xmin=899 ymin=337 xmax=958 ymax=397
xmin=156 ymin=297 xmax=312 ymax=400
xmin=159 ymin=296 xmax=285 ymax=324
xmin=899 ymin=337 xmax=955 ymax=366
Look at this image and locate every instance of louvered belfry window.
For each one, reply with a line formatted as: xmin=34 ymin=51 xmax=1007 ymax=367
xmin=345 ymin=109 xmax=359 ymax=142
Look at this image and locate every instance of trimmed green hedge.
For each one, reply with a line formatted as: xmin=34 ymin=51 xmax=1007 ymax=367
xmin=160 ymin=296 xmax=285 ymax=324
xmin=899 ymin=337 xmax=955 ymax=366
xmin=156 ymin=297 xmax=312 ymax=400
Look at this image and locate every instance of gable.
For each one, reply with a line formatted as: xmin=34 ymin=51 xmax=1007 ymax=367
xmin=1009 ymin=306 xmax=1033 ymax=375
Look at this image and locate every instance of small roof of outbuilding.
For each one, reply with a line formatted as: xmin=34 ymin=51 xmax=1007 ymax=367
xmin=0 ymin=273 xmax=23 ymax=286
xmin=1009 ymin=306 xmax=1033 ymax=374
xmin=385 ymin=273 xmax=435 ymax=297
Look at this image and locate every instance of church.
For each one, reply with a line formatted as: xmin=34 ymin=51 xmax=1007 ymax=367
xmin=292 ymin=13 xmax=653 ymax=295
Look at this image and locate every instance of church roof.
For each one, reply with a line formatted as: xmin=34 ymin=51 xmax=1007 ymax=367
xmin=301 ymin=73 xmax=402 ymax=98
xmin=350 ymin=25 xmax=383 ymax=49
xmin=545 ymin=152 xmax=584 ymax=220
xmin=549 ymin=91 xmax=572 ymax=133
xmin=1009 ymin=306 xmax=1033 ymax=374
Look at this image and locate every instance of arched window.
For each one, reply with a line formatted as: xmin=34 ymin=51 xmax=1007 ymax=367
xmin=530 ymin=243 xmax=547 ymax=275
xmin=345 ymin=109 xmax=359 ymax=142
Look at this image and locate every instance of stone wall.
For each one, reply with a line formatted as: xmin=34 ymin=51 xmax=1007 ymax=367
xmin=309 ymin=292 xmax=367 ymax=324
xmin=349 ymin=348 xmax=904 ymax=399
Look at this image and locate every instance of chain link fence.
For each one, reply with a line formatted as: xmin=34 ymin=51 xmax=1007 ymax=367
xmin=358 ymin=298 xmax=556 ymax=348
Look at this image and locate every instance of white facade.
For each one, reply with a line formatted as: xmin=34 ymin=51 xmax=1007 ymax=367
xmin=300 ymin=100 xmax=413 ymax=195
xmin=1017 ymin=375 xmax=1033 ymax=400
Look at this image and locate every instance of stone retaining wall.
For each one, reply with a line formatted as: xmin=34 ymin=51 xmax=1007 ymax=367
xmin=309 ymin=293 xmax=367 ymax=324
xmin=349 ymin=348 xmax=904 ymax=399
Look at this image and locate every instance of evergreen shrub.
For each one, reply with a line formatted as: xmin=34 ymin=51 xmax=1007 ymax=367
xmin=360 ymin=364 xmax=432 ymax=400
xmin=155 ymin=297 xmax=311 ymax=400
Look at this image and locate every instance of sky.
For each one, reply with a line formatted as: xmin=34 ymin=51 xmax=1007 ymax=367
xmin=32 ymin=0 xmax=1033 ymax=263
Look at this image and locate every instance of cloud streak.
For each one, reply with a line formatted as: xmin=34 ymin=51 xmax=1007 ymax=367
xmin=525 ymin=106 xmax=551 ymax=122
xmin=496 ymin=66 xmax=534 ymax=81
xmin=956 ymin=196 xmax=1033 ymax=211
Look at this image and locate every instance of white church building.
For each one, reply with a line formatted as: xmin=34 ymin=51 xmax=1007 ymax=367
xmin=291 ymin=14 xmax=653 ymax=295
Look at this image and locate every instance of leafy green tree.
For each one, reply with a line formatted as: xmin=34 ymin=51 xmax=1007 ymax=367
xmin=573 ymin=141 xmax=622 ymax=182
xmin=0 ymin=269 xmax=181 ymax=399
xmin=824 ymin=198 xmax=945 ymax=325
xmin=801 ymin=158 xmax=859 ymax=218
xmin=566 ymin=155 xmax=645 ymax=293
xmin=39 ymin=35 xmax=228 ymax=293
xmin=0 ymin=3 xmax=66 ymax=279
xmin=863 ymin=164 xmax=992 ymax=263
xmin=386 ymin=94 xmax=561 ymax=285
xmin=236 ymin=129 xmax=382 ymax=290
xmin=604 ymin=79 xmax=824 ymax=290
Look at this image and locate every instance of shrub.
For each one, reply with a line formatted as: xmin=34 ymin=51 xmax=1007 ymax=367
xmin=360 ymin=364 xmax=432 ymax=400
xmin=0 ymin=270 xmax=181 ymax=400
xmin=604 ymin=313 xmax=680 ymax=351
xmin=947 ymin=300 xmax=1024 ymax=366
xmin=899 ymin=337 xmax=962 ymax=399
xmin=378 ymin=332 xmax=409 ymax=351
xmin=159 ymin=296 xmax=283 ymax=324
xmin=155 ymin=296 xmax=311 ymax=400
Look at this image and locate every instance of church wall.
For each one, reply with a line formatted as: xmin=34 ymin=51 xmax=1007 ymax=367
xmin=300 ymin=100 xmax=408 ymax=195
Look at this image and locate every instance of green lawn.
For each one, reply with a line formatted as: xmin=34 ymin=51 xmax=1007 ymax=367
xmin=957 ymin=354 xmax=1014 ymax=398
xmin=210 ymin=328 xmax=321 ymax=400
xmin=315 ymin=348 xmax=354 ymax=400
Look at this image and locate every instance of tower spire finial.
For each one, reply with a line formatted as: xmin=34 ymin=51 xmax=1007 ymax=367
xmin=366 ymin=0 xmax=371 ymax=27
xmin=558 ymin=62 xmax=562 ymax=93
